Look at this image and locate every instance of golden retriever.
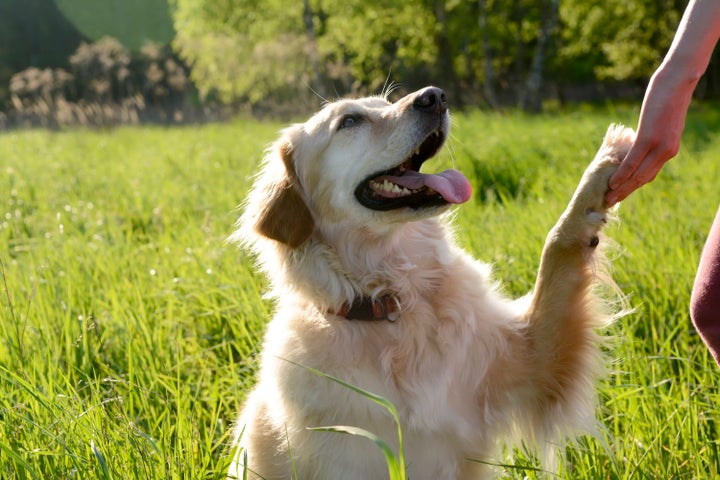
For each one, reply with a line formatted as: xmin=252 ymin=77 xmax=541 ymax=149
xmin=228 ymin=87 xmax=632 ymax=479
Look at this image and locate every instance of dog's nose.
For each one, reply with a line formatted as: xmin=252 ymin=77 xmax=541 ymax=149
xmin=413 ymin=87 xmax=447 ymax=114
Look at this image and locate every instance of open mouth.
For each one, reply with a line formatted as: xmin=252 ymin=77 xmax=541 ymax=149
xmin=354 ymin=128 xmax=472 ymax=211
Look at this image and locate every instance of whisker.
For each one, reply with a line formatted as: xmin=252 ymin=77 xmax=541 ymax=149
xmin=445 ymin=132 xmax=460 ymax=169
xmin=380 ymin=73 xmax=404 ymax=102
xmin=381 ymin=71 xmax=393 ymax=100
xmin=304 ymin=81 xmax=329 ymax=105
xmin=331 ymin=83 xmax=342 ymax=102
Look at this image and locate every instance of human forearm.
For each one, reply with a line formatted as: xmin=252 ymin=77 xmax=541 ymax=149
xmin=657 ymin=0 xmax=720 ymax=87
xmin=606 ymin=0 xmax=720 ymax=205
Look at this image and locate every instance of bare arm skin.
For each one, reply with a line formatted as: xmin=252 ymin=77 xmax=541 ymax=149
xmin=605 ymin=0 xmax=720 ymax=206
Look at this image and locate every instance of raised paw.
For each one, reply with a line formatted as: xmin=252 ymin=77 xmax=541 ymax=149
xmin=554 ymin=124 xmax=635 ymax=248
xmin=577 ymin=125 xmax=635 ymax=211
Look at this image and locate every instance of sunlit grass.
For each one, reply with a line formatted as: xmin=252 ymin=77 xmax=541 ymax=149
xmin=1 ymin=104 xmax=719 ymax=478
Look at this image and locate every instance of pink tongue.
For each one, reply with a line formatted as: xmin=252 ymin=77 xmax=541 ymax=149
xmin=389 ymin=169 xmax=472 ymax=204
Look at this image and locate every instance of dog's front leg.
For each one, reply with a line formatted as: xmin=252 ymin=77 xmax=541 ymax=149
xmin=523 ymin=125 xmax=633 ymax=402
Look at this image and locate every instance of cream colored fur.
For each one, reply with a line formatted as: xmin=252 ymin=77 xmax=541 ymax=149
xmin=227 ymin=87 xmax=633 ymax=479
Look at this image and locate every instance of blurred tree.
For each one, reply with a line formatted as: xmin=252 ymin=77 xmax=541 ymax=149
xmin=170 ymin=0 xmax=580 ymax=110
xmin=8 ymin=37 xmax=194 ymax=127
xmin=70 ymin=37 xmax=133 ymax=103
xmin=303 ymin=0 xmax=327 ymax=98
xmin=449 ymin=0 xmax=562 ymax=110
xmin=549 ymin=0 xmax=720 ymax=104
xmin=171 ymin=0 xmax=314 ymax=107
xmin=2 ymin=0 xmax=694 ymax=115
xmin=520 ymin=0 xmax=559 ymax=112
xmin=139 ymin=42 xmax=191 ymax=119
xmin=477 ymin=0 xmax=499 ymax=108
xmin=172 ymin=0 xmax=462 ymax=107
xmin=556 ymin=0 xmax=684 ymax=85
xmin=319 ymin=2 xmax=439 ymax=93
xmin=592 ymin=0 xmax=683 ymax=82
xmin=0 ymin=0 xmax=86 ymax=105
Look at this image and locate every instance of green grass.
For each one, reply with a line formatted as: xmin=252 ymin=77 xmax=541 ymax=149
xmin=1 ymin=105 xmax=719 ymax=479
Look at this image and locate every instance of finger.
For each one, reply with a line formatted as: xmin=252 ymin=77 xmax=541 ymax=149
xmin=628 ymin=157 xmax=663 ymax=187
xmin=608 ymin=145 xmax=646 ymax=190
xmin=605 ymin=178 xmax=641 ymax=206
xmin=605 ymin=155 xmax=665 ymax=206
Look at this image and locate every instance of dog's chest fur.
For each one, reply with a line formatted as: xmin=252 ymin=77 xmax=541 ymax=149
xmin=257 ymin=219 xmax=522 ymax=464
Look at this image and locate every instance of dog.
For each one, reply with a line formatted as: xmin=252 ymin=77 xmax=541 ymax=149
xmin=228 ymin=86 xmax=632 ymax=479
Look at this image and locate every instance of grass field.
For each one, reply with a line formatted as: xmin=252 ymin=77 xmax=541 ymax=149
xmin=1 ymin=104 xmax=719 ymax=479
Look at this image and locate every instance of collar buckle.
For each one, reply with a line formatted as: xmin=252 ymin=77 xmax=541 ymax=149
xmin=335 ymin=294 xmax=401 ymax=322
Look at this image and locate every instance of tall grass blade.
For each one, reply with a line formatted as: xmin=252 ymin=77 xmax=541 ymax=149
xmin=90 ymin=440 xmax=111 ymax=480
xmin=283 ymin=358 xmax=406 ymax=480
xmin=0 ymin=444 xmax=40 ymax=480
xmin=307 ymin=425 xmax=403 ymax=479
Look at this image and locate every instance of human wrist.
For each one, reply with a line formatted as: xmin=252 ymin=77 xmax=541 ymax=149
xmin=651 ymin=61 xmax=701 ymax=99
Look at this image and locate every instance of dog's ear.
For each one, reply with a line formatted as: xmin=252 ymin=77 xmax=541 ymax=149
xmin=255 ymin=142 xmax=315 ymax=248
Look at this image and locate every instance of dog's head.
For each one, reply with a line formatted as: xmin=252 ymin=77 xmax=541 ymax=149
xmin=240 ymin=87 xmax=472 ymax=248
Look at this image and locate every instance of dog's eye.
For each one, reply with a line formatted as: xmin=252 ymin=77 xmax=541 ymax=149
xmin=337 ymin=114 xmax=362 ymax=131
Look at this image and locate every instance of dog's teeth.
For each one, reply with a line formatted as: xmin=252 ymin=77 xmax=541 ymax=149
xmin=381 ymin=180 xmax=398 ymax=193
xmin=370 ymin=179 xmax=412 ymax=196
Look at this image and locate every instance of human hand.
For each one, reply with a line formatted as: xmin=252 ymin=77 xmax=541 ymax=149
xmin=604 ymin=128 xmax=677 ymax=207
xmin=605 ymin=70 xmax=693 ymax=206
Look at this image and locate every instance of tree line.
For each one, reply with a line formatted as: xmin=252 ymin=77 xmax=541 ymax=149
xmin=3 ymin=0 xmax=718 ymax=125
xmin=170 ymin=0 xmax=709 ymax=113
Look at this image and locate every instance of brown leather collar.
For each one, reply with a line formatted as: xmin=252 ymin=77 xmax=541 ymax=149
xmin=333 ymin=294 xmax=401 ymax=321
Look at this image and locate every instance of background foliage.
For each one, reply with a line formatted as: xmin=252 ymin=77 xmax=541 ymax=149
xmin=169 ymin=0 xmax=695 ymax=111
xmin=4 ymin=0 xmax=720 ymax=120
